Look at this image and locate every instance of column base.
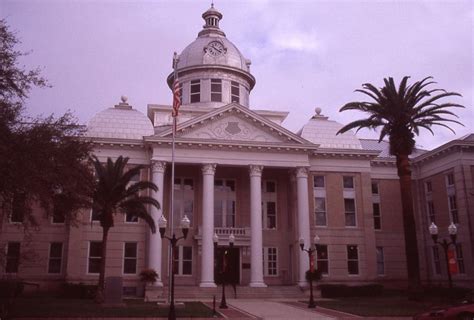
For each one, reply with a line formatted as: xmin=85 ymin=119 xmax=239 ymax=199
xmin=249 ymin=282 xmax=267 ymax=288
xmin=199 ymin=282 xmax=217 ymax=288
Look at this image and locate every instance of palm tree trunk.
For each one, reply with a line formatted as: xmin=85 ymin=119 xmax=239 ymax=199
xmin=396 ymin=154 xmax=421 ymax=292
xmin=96 ymin=226 xmax=109 ymax=303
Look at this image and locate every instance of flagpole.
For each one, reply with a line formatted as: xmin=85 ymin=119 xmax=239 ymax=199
xmin=169 ymin=52 xmax=179 ymax=304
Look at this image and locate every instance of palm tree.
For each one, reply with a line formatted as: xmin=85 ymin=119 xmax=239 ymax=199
xmin=337 ymin=76 xmax=464 ymax=290
xmin=91 ymin=155 xmax=160 ymax=302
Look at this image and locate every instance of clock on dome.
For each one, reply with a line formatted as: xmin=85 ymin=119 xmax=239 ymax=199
xmin=205 ymin=41 xmax=226 ymax=56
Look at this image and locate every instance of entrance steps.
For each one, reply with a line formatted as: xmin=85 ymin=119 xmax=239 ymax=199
xmin=157 ymin=285 xmax=319 ymax=300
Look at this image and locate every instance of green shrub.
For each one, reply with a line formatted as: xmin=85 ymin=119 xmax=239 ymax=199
xmin=318 ymin=284 xmax=384 ymax=298
xmin=305 ymin=269 xmax=322 ymax=282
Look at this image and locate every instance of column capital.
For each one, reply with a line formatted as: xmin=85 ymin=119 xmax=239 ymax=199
xmin=151 ymin=160 xmax=167 ymax=173
xmin=295 ymin=167 xmax=309 ymax=178
xmin=201 ymin=163 xmax=217 ymax=175
xmin=249 ymin=165 xmax=264 ymax=177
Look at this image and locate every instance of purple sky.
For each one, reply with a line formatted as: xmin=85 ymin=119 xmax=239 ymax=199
xmin=2 ymin=0 xmax=473 ymax=150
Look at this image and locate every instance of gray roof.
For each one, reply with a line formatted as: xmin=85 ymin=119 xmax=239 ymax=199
xmin=360 ymin=139 xmax=427 ymax=159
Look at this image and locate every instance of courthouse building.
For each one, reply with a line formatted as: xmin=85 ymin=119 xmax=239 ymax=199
xmin=1 ymin=6 xmax=473 ymax=295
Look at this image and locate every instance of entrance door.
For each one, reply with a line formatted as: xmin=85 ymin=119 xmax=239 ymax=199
xmin=214 ymin=247 xmax=240 ymax=284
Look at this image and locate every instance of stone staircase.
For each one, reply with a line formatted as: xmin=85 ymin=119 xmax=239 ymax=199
xmin=156 ymin=285 xmax=316 ymax=300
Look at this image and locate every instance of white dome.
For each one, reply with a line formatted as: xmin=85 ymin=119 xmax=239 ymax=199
xmin=299 ymin=110 xmax=362 ymax=150
xmin=177 ymin=36 xmax=250 ymax=73
xmin=87 ymin=101 xmax=154 ymax=140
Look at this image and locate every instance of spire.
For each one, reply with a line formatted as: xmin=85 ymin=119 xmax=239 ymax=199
xmin=198 ymin=5 xmax=225 ymax=37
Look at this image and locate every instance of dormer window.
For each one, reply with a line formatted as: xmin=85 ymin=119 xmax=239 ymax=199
xmin=190 ymin=80 xmax=200 ymax=103
xmin=231 ymin=81 xmax=240 ymax=103
xmin=211 ymin=79 xmax=222 ymax=102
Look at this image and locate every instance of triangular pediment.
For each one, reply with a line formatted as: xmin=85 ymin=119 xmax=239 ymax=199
xmin=157 ymin=103 xmax=311 ymax=145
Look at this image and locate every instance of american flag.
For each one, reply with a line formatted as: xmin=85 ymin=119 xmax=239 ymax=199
xmin=172 ymin=80 xmax=181 ymax=117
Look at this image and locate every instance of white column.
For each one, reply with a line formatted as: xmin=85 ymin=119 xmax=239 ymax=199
xmin=249 ymin=165 xmax=267 ymax=287
xmin=200 ymin=163 xmax=217 ymax=287
xmin=148 ymin=160 xmax=166 ymax=286
xmin=296 ymin=167 xmax=311 ymax=287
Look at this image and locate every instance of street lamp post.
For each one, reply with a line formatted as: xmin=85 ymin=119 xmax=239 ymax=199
xmin=299 ymin=235 xmax=320 ymax=309
xmin=429 ymin=222 xmax=458 ymax=289
xmin=213 ymin=233 xmax=235 ymax=309
xmin=158 ymin=215 xmax=191 ymax=320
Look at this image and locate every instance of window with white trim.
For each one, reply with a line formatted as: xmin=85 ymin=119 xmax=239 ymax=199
xmin=448 ymin=195 xmax=458 ymax=224
xmin=48 ymin=242 xmax=63 ymax=274
xmin=371 ymin=182 xmax=379 ymax=195
xmin=373 ymin=203 xmax=381 ymax=230
xmin=211 ymin=79 xmax=222 ymax=102
xmin=344 ymin=198 xmax=356 ymax=227
xmin=123 ymin=242 xmax=138 ymax=274
xmin=343 ymin=176 xmax=354 ymax=189
xmin=88 ymin=241 xmax=102 ymax=274
xmin=190 ymin=80 xmax=200 ymax=103
xmin=313 ymin=175 xmax=327 ymax=226
xmin=446 ymin=173 xmax=455 ymax=186
xmin=91 ymin=205 xmax=100 ymax=222
xmin=10 ymin=193 xmax=25 ymax=223
xmin=231 ymin=81 xmax=240 ymax=103
xmin=52 ymin=197 xmax=66 ymax=224
xmin=173 ymin=246 xmax=192 ymax=275
xmin=376 ymin=246 xmax=384 ymax=275
xmin=214 ymin=179 xmax=235 ymax=228
xmin=125 ymin=173 xmax=141 ymax=223
xmin=347 ymin=245 xmax=359 ymax=275
xmin=174 ymin=178 xmax=194 ymax=227
xmin=315 ymin=244 xmax=328 ymax=275
xmin=263 ymin=247 xmax=278 ymax=276
xmin=262 ymin=180 xmax=277 ymax=229
xmin=425 ymin=181 xmax=433 ymax=193
xmin=432 ymin=246 xmax=441 ymax=275
xmin=6 ymin=242 xmax=20 ymax=273
xmin=455 ymin=244 xmax=465 ymax=274
xmin=427 ymin=200 xmax=435 ymax=224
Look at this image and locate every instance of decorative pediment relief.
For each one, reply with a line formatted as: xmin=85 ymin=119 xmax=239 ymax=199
xmin=178 ymin=113 xmax=288 ymax=143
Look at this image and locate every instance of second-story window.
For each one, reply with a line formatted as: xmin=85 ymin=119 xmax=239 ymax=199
xmin=448 ymin=195 xmax=458 ymax=224
xmin=190 ymin=80 xmax=200 ymax=103
xmin=214 ymin=179 xmax=235 ymax=228
xmin=262 ymin=180 xmax=277 ymax=229
xmin=174 ymin=178 xmax=194 ymax=228
xmin=211 ymin=79 xmax=222 ymax=102
xmin=231 ymin=81 xmax=240 ymax=103
xmin=343 ymin=176 xmax=354 ymax=189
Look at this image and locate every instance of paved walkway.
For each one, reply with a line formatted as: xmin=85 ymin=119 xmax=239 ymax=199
xmin=227 ymin=299 xmax=337 ymax=319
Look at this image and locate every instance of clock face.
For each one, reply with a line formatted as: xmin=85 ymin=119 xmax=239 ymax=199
xmin=206 ymin=41 xmax=226 ymax=56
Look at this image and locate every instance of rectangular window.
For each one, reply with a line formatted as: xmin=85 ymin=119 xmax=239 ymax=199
xmin=173 ymin=246 xmax=192 ymax=275
xmin=455 ymin=244 xmax=465 ymax=274
xmin=425 ymin=181 xmax=433 ymax=193
xmin=347 ymin=245 xmax=359 ymax=275
xmin=315 ymin=245 xmax=328 ymax=275
xmin=174 ymin=178 xmax=194 ymax=227
xmin=6 ymin=242 xmax=20 ymax=273
xmin=344 ymin=198 xmax=356 ymax=227
xmin=91 ymin=203 xmax=100 ymax=222
xmin=48 ymin=242 xmax=63 ymax=274
xmin=373 ymin=203 xmax=381 ymax=230
xmin=88 ymin=241 xmax=102 ymax=274
xmin=313 ymin=175 xmax=325 ymax=188
xmin=231 ymin=81 xmax=240 ymax=103
xmin=10 ymin=193 xmax=25 ymax=223
xmin=432 ymin=246 xmax=441 ymax=275
xmin=343 ymin=176 xmax=354 ymax=189
xmin=125 ymin=173 xmax=141 ymax=223
xmin=427 ymin=200 xmax=435 ymax=223
xmin=263 ymin=247 xmax=278 ymax=276
xmin=123 ymin=242 xmax=137 ymax=274
xmin=262 ymin=180 xmax=277 ymax=229
xmin=265 ymin=201 xmax=276 ymax=229
xmin=371 ymin=182 xmax=379 ymax=195
xmin=190 ymin=80 xmax=200 ymax=103
xmin=52 ymin=203 xmax=66 ymax=224
xmin=446 ymin=173 xmax=455 ymax=186
xmin=376 ymin=246 xmax=385 ymax=275
xmin=211 ymin=79 xmax=222 ymax=102
xmin=214 ymin=179 xmax=236 ymax=228
xmin=448 ymin=195 xmax=458 ymax=224
xmin=315 ymin=197 xmax=327 ymax=226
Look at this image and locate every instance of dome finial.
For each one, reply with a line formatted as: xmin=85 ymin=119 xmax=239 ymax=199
xmin=200 ymin=4 xmax=224 ymax=36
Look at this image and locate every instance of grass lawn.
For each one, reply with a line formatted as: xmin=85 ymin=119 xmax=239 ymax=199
xmin=316 ymin=295 xmax=449 ymax=317
xmin=8 ymin=297 xmax=217 ymax=318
